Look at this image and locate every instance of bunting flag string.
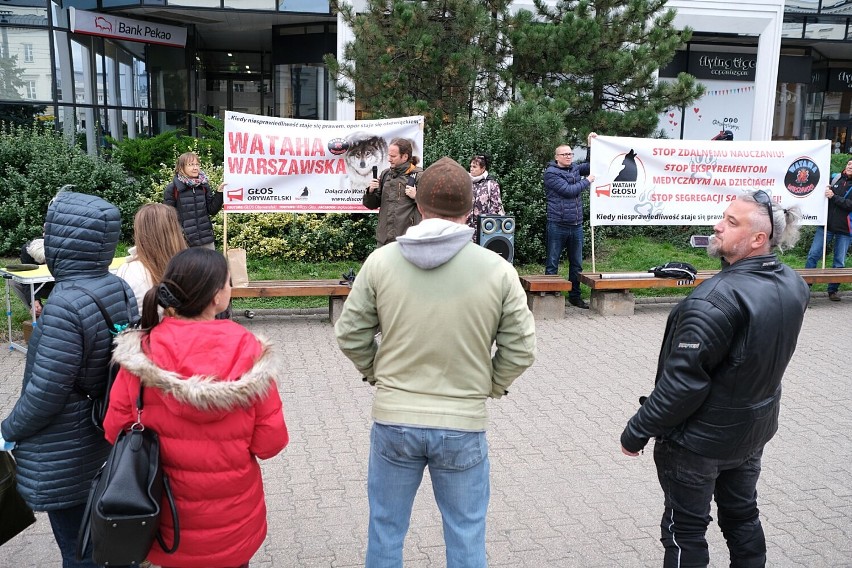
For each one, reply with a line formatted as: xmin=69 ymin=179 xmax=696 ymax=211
xmin=704 ymin=86 xmax=755 ymax=97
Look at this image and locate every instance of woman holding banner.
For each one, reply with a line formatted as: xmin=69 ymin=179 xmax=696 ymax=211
xmin=164 ymin=152 xmax=226 ymax=249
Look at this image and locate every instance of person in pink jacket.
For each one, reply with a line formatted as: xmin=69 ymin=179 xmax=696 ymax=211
xmin=103 ymin=247 xmax=288 ymax=568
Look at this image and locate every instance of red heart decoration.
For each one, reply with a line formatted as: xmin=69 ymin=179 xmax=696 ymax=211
xmin=693 ymin=107 xmax=700 ymax=113
xmin=673 ymin=122 xmax=678 ymax=126
xmin=669 ymin=120 xmax=673 ymax=124
xmin=669 ymin=112 xmax=675 ymax=118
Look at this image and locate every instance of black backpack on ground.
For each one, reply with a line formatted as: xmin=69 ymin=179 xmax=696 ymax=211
xmin=73 ymin=287 xmax=140 ymax=431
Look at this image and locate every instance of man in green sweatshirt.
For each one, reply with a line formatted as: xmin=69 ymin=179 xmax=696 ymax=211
xmin=335 ymin=156 xmax=537 ymax=568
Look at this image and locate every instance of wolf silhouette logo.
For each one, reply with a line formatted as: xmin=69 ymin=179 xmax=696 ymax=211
xmin=614 ymin=150 xmax=638 ymax=182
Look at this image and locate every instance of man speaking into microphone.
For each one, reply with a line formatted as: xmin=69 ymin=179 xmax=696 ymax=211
xmin=363 ymin=138 xmax=422 ymax=247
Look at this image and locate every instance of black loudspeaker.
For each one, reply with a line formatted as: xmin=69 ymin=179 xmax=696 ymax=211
xmin=478 ymin=215 xmax=515 ymax=263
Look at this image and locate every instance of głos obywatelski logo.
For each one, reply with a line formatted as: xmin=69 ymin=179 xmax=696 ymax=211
xmin=596 ymin=149 xmax=647 ymax=198
xmin=226 ymin=187 xmax=292 ymax=202
xmin=784 ymin=157 xmax=819 ymax=197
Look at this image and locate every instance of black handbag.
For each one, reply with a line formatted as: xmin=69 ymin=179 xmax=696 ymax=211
xmin=76 ymin=385 xmax=179 ymax=565
xmin=0 ymin=451 xmax=36 ymax=546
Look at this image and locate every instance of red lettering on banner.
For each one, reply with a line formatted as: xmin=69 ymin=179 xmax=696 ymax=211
xmin=265 ymin=135 xmax=279 ymax=154
xmin=227 ymin=157 xmax=244 ymax=173
xmin=249 ymin=134 xmax=264 ymax=154
xmin=227 ymin=157 xmax=347 ymax=175
xmin=228 ymin=132 xmax=249 ymax=154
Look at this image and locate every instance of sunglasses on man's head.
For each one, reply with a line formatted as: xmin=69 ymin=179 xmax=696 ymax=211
xmin=753 ymin=190 xmax=774 ymax=241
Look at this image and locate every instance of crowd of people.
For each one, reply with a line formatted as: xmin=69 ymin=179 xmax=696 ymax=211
xmin=0 ymin=137 xmax=836 ymax=568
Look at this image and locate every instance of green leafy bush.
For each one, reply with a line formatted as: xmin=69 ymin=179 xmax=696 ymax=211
xmin=0 ymin=124 xmax=143 ymax=255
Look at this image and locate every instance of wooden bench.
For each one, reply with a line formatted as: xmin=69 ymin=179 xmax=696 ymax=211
xmin=519 ymin=275 xmax=572 ymax=320
xmin=230 ymin=280 xmax=352 ymax=322
xmin=230 ymin=275 xmax=571 ymax=323
xmin=581 ymin=268 xmax=852 ymax=315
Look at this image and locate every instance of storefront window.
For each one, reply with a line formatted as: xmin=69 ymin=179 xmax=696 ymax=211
xmin=224 ymin=0 xmax=276 ymax=9
xmin=275 ymin=63 xmax=328 ymax=119
xmin=785 ymin=0 xmax=820 ymax=12
xmin=774 ymin=83 xmax=806 ymax=139
xmin=0 ymin=27 xmax=51 ymax=102
xmin=804 ymin=21 xmax=847 ymax=40
xmin=0 ymin=3 xmax=48 ymax=24
xmin=279 ymin=0 xmax=330 ymax=13
xmin=782 ymin=18 xmax=805 ymax=39
xmin=822 ymin=0 xmax=852 ymax=15
xmin=167 ymin=0 xmax=220 ymax=7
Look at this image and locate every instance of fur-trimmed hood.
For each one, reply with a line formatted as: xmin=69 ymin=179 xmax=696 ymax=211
xmin=113 ymin=323 xmax=279 ymax=421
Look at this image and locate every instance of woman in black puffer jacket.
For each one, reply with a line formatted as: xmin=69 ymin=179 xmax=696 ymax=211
xmin=164 ymin=151 xmax=225 ymax=248
xmin=1 ymin=191 xmax=138 ymax=568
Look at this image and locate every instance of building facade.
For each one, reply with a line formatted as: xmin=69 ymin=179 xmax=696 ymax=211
xmin=1 ymin=0 xmax=851 ymax=152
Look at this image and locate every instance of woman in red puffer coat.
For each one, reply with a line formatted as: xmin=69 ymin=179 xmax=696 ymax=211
xmin=103 ymin=248 xmax=288 ymax=568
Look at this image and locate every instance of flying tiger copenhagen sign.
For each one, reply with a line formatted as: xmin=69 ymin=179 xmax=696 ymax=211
xmin=223 ymin=112 xmax=424 ymax=213
xmin=589 ymin=136 xmax=830 ymax=227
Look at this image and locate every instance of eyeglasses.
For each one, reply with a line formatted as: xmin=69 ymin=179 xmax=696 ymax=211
xmin=557 ymin=152 xmax=573 ymax=157
xmin=753 ymin=190 xmax=774 ymax=241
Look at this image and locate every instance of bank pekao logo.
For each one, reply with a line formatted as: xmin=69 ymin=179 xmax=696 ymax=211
xmin=94 ymin=16 xmax=113 ymax=33
xmin=784 ymin=157 xmax=819 ymax=197
xmin=597 ymin=149 xmax=647 ymax=198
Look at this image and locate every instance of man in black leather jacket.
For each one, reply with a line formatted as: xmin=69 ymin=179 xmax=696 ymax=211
xmin=621 ymin=191 xmax=810 ymax=567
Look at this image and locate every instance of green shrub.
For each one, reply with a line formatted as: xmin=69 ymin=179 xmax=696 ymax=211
xmin=0 ymin=123 xmax=143 ymax=255
xmin=830 ymin=153 xmax=850 ymax=177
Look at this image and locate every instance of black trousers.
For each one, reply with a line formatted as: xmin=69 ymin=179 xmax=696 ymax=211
xmin=654 ymin=440 xmax=767 ymax=568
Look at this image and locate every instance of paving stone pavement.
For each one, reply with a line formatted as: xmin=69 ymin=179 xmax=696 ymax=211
xmin=1 ymin=297 xmax=850 ymax=567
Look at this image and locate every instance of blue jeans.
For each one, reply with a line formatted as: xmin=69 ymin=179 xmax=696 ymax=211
xmin=366 ymin=423 xmax=490 ymax=568
xmin=654 ymin=440 xmax=766 ymax=568
xmin=545 ymin=221 xmax=583 ymax=301
xmin=805 ymin=227 xmax=851 ymax=293
xmin=47 ymin=503 xmax=98 ymax=568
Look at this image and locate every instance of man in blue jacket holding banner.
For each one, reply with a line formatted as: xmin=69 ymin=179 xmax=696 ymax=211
xmin=543 ymin=133 xmax=597 ymax=309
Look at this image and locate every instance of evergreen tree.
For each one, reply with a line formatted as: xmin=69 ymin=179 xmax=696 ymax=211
xmin=325 ymin=0 xmax=511 ymax=128
xmin=509 ymin=0 xmax=704 ymax=142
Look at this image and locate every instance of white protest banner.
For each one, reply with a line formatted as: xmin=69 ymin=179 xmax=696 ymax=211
xmin=589 ymin=136 xmax=830 ymax=227
xmin=223 ymin=112 xmax=424 ymax=213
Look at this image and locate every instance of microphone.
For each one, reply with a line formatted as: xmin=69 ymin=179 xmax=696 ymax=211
xmin=372 ymin=166 xmax=378 ymax=179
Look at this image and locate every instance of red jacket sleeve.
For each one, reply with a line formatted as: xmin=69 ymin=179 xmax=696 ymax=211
xmin=249 ymin=381 xmax=288 ymax=460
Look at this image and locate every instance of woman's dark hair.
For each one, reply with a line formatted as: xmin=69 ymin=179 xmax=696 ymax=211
xmin=471 ymin=152 xmax=491 ymax=170
xmin=390 ymin=138 xmax=419 ymax=166
xmin=140 ymin=248 xmax=229 ymax=329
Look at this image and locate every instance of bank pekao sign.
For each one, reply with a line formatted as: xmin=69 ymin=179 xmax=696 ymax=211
xmin=70 ymin=8 xmax=187 ymax=48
